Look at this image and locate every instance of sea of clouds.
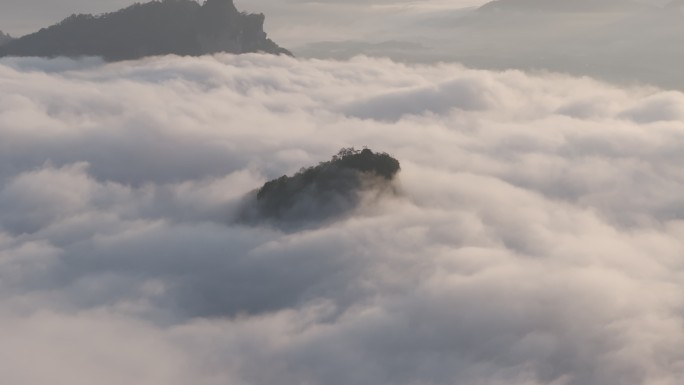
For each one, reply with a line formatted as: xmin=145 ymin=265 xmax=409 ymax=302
xmin=1 ymin=54 xmax=684 ymax=385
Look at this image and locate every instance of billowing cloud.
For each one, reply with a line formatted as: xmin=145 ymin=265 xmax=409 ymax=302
xmin=1 ymin=54 xmax=684 ymax=385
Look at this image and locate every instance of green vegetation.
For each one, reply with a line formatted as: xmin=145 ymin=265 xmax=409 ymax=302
xmin=249 ymin=148 xmax=400 ymax=224
xmin=257 ymin=148 xmax=400 ymax=200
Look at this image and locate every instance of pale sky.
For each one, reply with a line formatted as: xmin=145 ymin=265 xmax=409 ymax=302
xmin=0 ymin=0 xmax=488 ymax=37
xmin=0 ymin=0 xmax=670 ymax=42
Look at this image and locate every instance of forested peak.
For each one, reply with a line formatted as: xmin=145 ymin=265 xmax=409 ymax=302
xmin=240 ymin=148 xmax=401 ymax=227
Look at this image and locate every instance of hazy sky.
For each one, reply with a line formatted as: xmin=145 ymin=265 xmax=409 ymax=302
xmin=1 ymin=0 xmax=674 ymax=37
xmin=0 ymin=0 xmax=488 ymax=37
xmin=0 ymin=0 xmax=674 ymax=48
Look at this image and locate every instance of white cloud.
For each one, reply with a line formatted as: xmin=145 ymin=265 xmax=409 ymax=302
xmin=1 ymin=54 xmax=684 ymax=385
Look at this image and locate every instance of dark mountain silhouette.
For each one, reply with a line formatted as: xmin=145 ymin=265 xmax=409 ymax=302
xmin=0 ymin=0 xmax=291 ymax=61
xmin=0 ymin=31 xmax=12 ymax=46
xmin=241 ymin=148 xmax=401 ymax=226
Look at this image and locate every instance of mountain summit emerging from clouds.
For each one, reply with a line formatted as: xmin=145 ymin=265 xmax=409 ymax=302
xmin=0 ymin=0 xmax=291 ymax=61
xmin=242 ymin=148 xmax=401 ymax=227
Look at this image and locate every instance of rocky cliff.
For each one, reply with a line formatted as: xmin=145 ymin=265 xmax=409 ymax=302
xmin=0 ymin=0 xmax=291 ymax=61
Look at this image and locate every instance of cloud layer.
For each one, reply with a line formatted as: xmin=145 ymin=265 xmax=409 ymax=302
xmin=1 ymin=54 xmax=684 ymax=385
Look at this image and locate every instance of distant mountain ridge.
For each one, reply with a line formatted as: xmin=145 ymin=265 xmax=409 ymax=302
xmin=0 ymin=0 xmax=291 ymax=61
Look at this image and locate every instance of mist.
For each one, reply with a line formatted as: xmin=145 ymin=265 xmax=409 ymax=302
xmin=256 ymin=0 xmax=684 ymax=91
xmin=4 ymin=0 xmax=683 ymax=90
xmin=2 ymin=53 xmax=684 ymax=385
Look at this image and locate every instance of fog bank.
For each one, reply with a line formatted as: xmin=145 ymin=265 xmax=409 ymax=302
xmin=1 ymin=54 xmax=684 ymax=385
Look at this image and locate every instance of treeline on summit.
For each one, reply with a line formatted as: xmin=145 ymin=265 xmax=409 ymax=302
xmin=0 ymin=0 xmax=290 ymax=61
xmin=242 ymin=148 xmax=401 ymax=226
xmin=257 ymin=148 xmax=400 ymax=201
